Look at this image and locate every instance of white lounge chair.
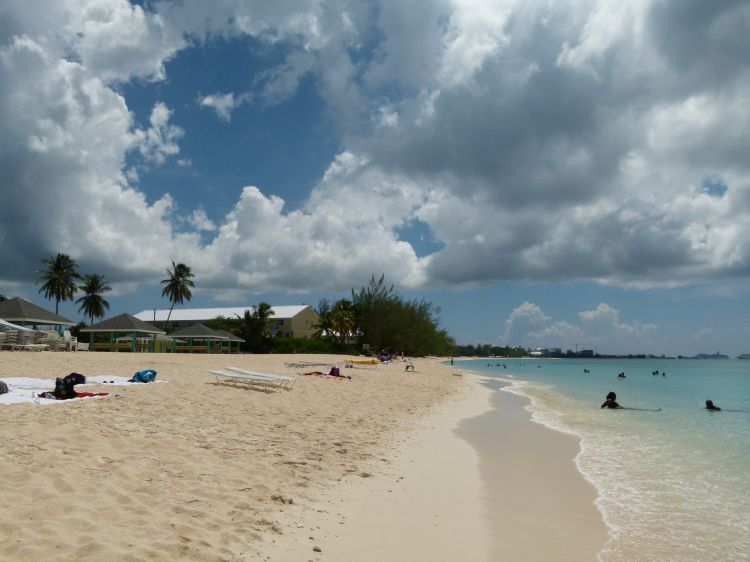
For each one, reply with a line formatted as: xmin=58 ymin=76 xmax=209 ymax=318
xmin=210 ymin=367 xmax=296 ymax=389
xmin=13 ymin=330 xmax=48 ymax=351
xmin=284 ymin=360 xmax=334 ymax=369
xmin=1 ymin=330 xmax=18 ymax=350
xmin=35 ymin=331 xmax=62 ymax=351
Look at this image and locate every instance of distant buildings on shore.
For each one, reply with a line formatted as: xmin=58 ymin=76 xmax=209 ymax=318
xmin=133 ymin=305 xmax=319 ymax=339
xmin=472 ymin=345 xmax=748 ymax=360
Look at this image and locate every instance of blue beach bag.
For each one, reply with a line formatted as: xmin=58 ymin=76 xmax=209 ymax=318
xmin=132 ymin=369 xmax=158 ymax=383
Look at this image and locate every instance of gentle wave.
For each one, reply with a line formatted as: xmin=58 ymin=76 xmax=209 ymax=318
xmin=493 ymin=372 xmax=750 ymax=561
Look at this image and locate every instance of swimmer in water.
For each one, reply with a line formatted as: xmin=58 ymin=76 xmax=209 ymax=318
xmin=601 ymin=391 xmax=622 ymax=409
xmin=705 ymin=399 xmax=721 ymax=411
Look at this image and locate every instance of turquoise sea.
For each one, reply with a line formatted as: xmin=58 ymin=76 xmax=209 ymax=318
xmin=459 ymin=358 xmax=750 ymax=561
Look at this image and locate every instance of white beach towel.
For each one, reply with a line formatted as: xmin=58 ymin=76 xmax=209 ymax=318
xmin=86 ymin=375 xmax=167 ymax=385
xmin=0 ymin=377 xmax=56 ymax=390
xmin=0 ymin=387 xmax=111 ymax=406
xmin=0 ymin=375 xmax=165 ymax=406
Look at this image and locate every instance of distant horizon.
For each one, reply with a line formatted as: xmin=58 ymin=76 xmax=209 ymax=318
xmin=3 ymin=289 xmax=750 ymax=359
xmin=452 ymin=347 xmax=750 ymax=360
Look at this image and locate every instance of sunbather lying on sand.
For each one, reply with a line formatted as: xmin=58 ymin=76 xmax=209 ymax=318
xmin=302 ymin=366 xmax=352 ymax=380
xmin=36 ymin=373 xmax=108 ymax=400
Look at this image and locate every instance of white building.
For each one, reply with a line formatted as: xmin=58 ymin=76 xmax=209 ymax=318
xmin=133 ymin=305 xmax=319 ymax=339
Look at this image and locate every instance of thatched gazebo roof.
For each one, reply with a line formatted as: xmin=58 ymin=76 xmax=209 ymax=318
xmin=0 ymin=297 xmax=75 ymax=326
xmin=79 ymin=313 xmax=164 ymax=334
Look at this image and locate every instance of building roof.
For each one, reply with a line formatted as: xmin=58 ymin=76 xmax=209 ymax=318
xmin=79 ymin=313 xmax=165 ymax=334
xmin=213 ymin=329 xmax=245 ymax=342
xmin=0 ymin=297 xmax=75 ymax=326
xmin=133 ymin=305 xmax=311 ymax=323
xmin=166 ymin=323 xmax=228 ymax=339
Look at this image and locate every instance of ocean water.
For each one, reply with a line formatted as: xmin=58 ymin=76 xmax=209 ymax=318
xmin=459 ymin=358 xmax=750 ymax=561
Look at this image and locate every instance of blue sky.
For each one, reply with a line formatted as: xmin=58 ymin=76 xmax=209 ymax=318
xmin=1 ymin=1 xmax=750 ymax=356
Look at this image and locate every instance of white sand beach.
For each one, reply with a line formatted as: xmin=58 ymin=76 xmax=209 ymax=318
xmin=0 ymin=352 xmax=606 ymax=561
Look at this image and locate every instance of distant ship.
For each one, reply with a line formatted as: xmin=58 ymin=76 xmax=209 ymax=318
xmin=738 ymin=354 xmax=750 ymax=360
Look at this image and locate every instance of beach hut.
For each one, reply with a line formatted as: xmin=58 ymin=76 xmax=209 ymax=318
xmin=212 ymin=329 xmax=245 ymax=354
xmin=166 ymin=323 xmax=229 ymax=353
xmin=79 ymin=313 xmax=165 ymax=352
xmin=0 ymin=297 xmax=75 ymax=330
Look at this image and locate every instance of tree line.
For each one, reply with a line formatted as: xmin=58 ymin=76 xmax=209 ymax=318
xmin=315 ymin=275 xmax=455 ymax=357
xmin=205 ymin=276 xmax=455 ymax=356
xmin=453 ymin=343 xmax=527 ymax=358
xmin=5 ymin=253 xmax=194 ymax=331
xmin=13 ymin=254 xmax=455 ymax=356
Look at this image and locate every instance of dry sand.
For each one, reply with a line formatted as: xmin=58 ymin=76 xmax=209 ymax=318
xmin=0 ymin=352 xmax=606 ymax=561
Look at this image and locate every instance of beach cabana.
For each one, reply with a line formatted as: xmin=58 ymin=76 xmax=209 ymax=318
xmin=79 ymin=313 xmax=165 ymax=352
xmin=213 ymin=329 xmax=244 ymax=353
xmin=0 ymin=297 xmax=75 ymax=330
xmin=166 ymin=323 xmax=229 ymax=353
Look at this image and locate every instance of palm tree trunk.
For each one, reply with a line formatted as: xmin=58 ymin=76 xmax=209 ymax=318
xmin=164 ymin=304 xmax=175 ymax=329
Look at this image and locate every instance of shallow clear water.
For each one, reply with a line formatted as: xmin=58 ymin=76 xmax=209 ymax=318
xmin=459 ymin=358 xmax=750 ymax=561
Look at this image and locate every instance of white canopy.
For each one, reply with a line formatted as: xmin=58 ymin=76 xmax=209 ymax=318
xmin=0 ymin=318 xmax=35 ymax=332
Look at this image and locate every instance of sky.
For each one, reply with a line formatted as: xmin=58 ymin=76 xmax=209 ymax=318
xmin=1 ymin=0 xmax=749 ymax=356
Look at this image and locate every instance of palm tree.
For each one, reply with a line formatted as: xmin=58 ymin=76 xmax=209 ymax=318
xmin=76 ymin=274 xmax=112 ymax=325
xmin=238 ymin=302 xmax=275 ymax=352
xmin=253 ymin=302 xmax=275 ymax=337
xmin=160 ymin=261 xmax=195 ymax=327
xmin=332 ymin=299 xmax=356 ymax=344
xmin=36 ymin=253 xmax=82 ymax=314
xmin=314 ymin=299 xmax=334 ymax=338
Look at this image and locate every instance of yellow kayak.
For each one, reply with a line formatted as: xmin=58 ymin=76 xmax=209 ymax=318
xmin=346 ymin=358 xmax=380 ymax=365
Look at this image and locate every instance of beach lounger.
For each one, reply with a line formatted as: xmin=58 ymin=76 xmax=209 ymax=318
xmin=1 ymin=330 xmax=18 ymax=350
xmin=227 ymin=367 xmax=297 ymax=387
xmin=210 ymin=368 xmax=296 ymax=389
xmin=35 ymin=331 xmax=64 ymax=351
xmin=12 ymin=330 xmax=48 ymax=351
xmin=283 ymin=360 xmax=335 ymax=369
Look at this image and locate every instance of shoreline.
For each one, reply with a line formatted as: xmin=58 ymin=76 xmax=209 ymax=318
xmin=263 ymin=368 xmax=496 ymax=561
xmin=458 ymin=377 xmax=608 ymax=561
xmin=265 ymin=365 xmax=608 ymax=561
